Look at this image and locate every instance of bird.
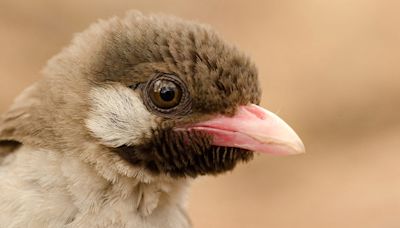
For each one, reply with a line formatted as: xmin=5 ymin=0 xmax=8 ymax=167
xmin=0 ymin=11 xmax=304 ymax=228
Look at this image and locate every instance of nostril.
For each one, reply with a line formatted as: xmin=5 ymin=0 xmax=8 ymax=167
xmin=241 ymin=104 xmax=268 ymax=120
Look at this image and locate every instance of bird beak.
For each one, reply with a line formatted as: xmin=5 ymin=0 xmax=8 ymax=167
xmin=185 ymin=104 xmax=305 ymax=155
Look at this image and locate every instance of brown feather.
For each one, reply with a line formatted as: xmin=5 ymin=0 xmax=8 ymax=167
xmin=0 ymin=11 xmax=261 ymax=178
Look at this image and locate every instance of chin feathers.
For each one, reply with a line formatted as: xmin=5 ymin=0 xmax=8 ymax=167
xmin=115 ymin=127 xmax=253 ymax=178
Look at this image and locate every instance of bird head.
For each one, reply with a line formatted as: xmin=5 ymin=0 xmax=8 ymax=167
xmin=0 ymin=11 xmax=304 ymax=179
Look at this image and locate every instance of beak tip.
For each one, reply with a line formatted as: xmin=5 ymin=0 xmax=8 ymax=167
xmin=285 ymin=135 xmax=306 ymax=155
xmin=278 ymin=141 xmax=306 ymax=155
xmin=293 ymin=141 xmax=306 ymax=155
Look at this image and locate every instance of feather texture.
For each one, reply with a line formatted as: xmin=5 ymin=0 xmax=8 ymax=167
xmin=0 ymin=146 xmax=191 ymax=228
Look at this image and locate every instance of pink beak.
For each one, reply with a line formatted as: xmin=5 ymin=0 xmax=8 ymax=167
xmin=182 ymin=104 xmax=305 ymax=155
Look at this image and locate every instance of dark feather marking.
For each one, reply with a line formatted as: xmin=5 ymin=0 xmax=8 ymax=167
xmin=0 ymin=140 xmax=21 ymax=164
xmin=115 ymin=127 xmax=253 ymax=178
xmin=0 ymin=140 xmax=21 ymax=154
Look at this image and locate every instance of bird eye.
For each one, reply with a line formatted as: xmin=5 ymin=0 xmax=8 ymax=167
xmin=149 ymin=79 xmax=182 ymax=109
xmin=143 ymin=73 xmax=191 ymax=117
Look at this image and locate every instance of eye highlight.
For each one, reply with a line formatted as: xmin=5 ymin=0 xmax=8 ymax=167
xmin=143 ymin=73 xmax=191 ymax=117
xmin=149 ymin=79 xmax=182 ymax=109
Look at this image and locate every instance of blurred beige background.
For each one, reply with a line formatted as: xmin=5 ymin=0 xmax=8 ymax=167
xmin=1 ymin=0 xmax=400 ymax=227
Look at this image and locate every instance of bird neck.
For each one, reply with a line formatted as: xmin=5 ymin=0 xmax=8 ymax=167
xmin=14 ymin=145 xmax=191 ymax=218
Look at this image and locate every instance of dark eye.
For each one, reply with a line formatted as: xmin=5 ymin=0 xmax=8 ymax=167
xmin=149 ymin=79 xmax=182 ymax=109
xmin=143 ymin=73 xmax=191 ymax=117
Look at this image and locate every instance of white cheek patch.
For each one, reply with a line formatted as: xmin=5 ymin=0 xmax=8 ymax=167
xmin=86 ymin=84 xmax=158 ymax=148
